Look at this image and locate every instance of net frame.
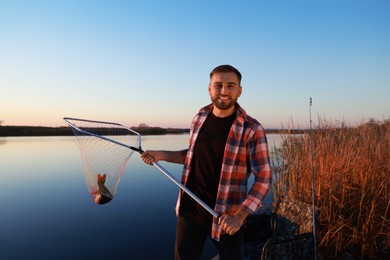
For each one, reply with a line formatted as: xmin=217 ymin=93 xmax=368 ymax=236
xmin=64 ymin=117 xmax=142 ymax=203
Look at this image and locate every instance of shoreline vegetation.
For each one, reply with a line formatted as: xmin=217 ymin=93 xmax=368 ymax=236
xmin=0 ymin=125 xmax=298 ymax=137
xmin=272 ymin=118 xmax=389 ymax=259
xmin=0 ymin=125 xmax=190 ymax=137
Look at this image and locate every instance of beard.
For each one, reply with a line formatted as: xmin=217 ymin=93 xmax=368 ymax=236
xmin=211 ymin=94 xmax=238 ymax=111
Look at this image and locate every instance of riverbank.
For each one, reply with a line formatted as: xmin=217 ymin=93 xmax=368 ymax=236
xmin=0 ymin=125 xmax=190 ymax=136
xmin=0 ymin=125 xmax=297 ymax=137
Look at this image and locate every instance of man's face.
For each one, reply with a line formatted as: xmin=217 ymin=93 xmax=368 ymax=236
xmin=208 ymin=72 xmax=242 ymax=113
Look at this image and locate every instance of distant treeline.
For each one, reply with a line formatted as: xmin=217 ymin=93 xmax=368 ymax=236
xmin=0 ymin=126 xmax=190 ymax=137
xmin=0 ymin=125 xmax=303 ymax=137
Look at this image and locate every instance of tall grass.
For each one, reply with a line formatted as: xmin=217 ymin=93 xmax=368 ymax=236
xmin=272 ymin=118 xmax=389 ymax=259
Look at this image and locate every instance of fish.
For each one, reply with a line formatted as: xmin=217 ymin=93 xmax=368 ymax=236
xmin=91 ymin=173 xmax=113 ymax=205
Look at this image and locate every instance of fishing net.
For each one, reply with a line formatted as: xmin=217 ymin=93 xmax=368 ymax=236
xmin=64 ymin=117 xmax=141 ymax=205
xmin=63 ymin=117 xmax=218 ymax=217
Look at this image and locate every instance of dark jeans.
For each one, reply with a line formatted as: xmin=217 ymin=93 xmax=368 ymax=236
xmin=175 ymin=215 xmax=245 ymax=260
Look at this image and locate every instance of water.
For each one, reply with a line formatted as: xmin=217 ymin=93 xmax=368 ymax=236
xmin=0 ymin=134 xmax=282 ymax=260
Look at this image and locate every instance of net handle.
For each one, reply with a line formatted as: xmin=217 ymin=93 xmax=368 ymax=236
xmin=151 ymin=161 xmax=219 ymax=218
xmin=63 ymin=117 xmax=219 ymax=218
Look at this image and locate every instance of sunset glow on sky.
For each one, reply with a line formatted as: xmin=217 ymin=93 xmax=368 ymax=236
xmin=1 ymin=0 xmax=389 ymax=129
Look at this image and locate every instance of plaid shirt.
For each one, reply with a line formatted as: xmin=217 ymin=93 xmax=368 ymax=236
xmin=176 ymin=103 xmax=271 ymax=241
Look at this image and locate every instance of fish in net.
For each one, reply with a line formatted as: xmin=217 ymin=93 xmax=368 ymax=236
xmin=64 ymin=117 xmax=141 ymax=205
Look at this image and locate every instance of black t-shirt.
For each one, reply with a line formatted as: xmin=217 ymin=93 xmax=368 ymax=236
xmin=179 ymin=112 xmax=236 ymax=230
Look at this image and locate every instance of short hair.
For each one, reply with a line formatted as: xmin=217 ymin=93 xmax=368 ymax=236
xmin=210 ymin=64 xmax=242 ymax=84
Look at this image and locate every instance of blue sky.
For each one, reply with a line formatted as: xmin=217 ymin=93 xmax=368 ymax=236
xmin=1 ymin=0 xmax=389 ymax=129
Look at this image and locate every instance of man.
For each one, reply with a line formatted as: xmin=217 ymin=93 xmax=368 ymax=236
xmin=141 ymin=65 xmax=271 ymax=259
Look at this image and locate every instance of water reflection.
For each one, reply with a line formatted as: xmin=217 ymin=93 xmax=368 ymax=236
xmin=0 ymin=137 xmax=7 ymax=145
xmin=0 ymin=134 xmax=282 ymax=260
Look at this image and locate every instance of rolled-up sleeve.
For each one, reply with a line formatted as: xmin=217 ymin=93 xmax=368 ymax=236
xmin=240 ymin=126 xmax=272 ymax=213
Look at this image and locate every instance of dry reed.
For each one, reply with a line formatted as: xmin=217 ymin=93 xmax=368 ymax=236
xmin=271 ymin=118 xmax=389 ymax=259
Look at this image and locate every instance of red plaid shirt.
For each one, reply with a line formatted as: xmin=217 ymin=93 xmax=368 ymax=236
xmin=176 ymin=103 xmax=271 ymax=241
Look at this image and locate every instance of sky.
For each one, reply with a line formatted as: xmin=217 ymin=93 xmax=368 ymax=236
xmin=1 ymin=0 xmax=389 ymax=129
